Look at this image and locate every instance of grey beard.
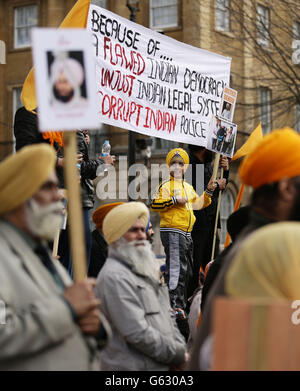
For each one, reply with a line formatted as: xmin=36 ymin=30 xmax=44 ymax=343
xmin=26 ymin=198 xmax=64 ymax=241
xmin=112 ymin=238 xmax=161 ymax=284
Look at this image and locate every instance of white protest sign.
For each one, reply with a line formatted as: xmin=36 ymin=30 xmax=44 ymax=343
xmin=32 ymin=28 xmax=99 ymax=131
xmin=219 ymin=86 xmax=238 ymax=123
xmin=87 ymin=5 xmax=231 ymax=146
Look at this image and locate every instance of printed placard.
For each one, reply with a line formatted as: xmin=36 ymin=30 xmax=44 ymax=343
xmin=32 ymin=28 xmax=99 ymax=131
xmin=218 ymin=86 xmax=237 ymax=123
xmin=206 ymin=116 xmax=237 ymax=158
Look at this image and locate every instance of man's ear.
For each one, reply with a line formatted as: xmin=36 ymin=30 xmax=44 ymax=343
xmin=277 ymin=177 xmax=296 ymax=203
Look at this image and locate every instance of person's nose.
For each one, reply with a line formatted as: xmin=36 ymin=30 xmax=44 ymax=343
xmin=52 ymin=187 xmax=61 ymax=203
xmin=137 ymin=229 xmax=146 ymax=241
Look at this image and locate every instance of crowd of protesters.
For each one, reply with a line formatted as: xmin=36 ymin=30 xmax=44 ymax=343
xmin=0 ymin=105 xmax=298 ymax=371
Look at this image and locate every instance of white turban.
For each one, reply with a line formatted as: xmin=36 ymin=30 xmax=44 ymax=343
xmin=51 ymin=57 xmax=84 ymax=88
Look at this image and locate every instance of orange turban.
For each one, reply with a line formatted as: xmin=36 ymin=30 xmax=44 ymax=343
xmin=239 ymin=128 xmax=300 ymax=189
xmin=92 ymin=202 xmax=124 ymax=231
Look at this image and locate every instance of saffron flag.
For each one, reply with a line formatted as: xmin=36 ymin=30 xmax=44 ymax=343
xmin=232 ymin=122 xmax=263 ymax=161
xmin=21 ymin=0 xmax=91 ymax=111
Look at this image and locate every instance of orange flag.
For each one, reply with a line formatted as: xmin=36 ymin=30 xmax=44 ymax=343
xmin=224 ymin=123 xmax=263 ymax=248
xmin=232 ymin=122 xmax=263 ymax=161
xmin=21 ymin=0 xmax=91 ymax=112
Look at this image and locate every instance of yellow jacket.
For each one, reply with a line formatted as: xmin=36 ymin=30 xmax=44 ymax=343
xmin=150 ymin=177 xmax=212 ymax=233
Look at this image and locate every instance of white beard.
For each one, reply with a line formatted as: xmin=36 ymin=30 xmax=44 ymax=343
xmin=112 ymin=238 xmax=161 ymax=284
xmin=26 ymin=198 xmax=64 ymax=241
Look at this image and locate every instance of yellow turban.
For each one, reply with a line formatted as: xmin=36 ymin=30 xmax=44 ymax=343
xmin=226 ymin=222 xmax=300 ymax=300
xmin=239 ymin=128 xmax=300 ymax=189
xmin=0 ymin=144 xmax=56 ymax=215
xmin=103 ymin=202 xmax=149 ymax=245
xmin=166 ymin=148 xmax=189 ymax=167
xmin=92 ymin=202 xmax=124 ymax=231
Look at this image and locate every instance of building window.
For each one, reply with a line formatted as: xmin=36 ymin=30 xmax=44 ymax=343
xmin=296 ymin=104 xmax=300 ymax=133
xmin=12 ymin=87 xmax=23 ymax=152
xmin=257 ymin=5 xmax=270 ymax=47
xmin=220 ymin=188 xmax=234 ymax=246
xmin=14 ymin=5 xmax=38 ymax=49
xmin=259 ymin=87 xmax=271 ymax=134
xmin=13 ymin=87 xmax=23 ymax=116
xmin=150 ymin=0 xmax=178 ymax=30
xmin=293 ymin=21 xmax=300 ymax=40
xmin=215 ymin=0 xmax=230 ymax=32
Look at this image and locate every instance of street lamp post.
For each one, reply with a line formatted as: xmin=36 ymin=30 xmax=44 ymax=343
xmin=126 ymin=0 xmax=140 ymax=201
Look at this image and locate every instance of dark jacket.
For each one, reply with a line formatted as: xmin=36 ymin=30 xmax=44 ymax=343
xmin=14 ymin=107 xmax=104 ymax=208
xmin=76 ymin=131 xmax=104 ymax=209
xmin=14 ymin=107 xmax=64 ymax=187
xmin=88 ymin=229 xmax=108 ymax=278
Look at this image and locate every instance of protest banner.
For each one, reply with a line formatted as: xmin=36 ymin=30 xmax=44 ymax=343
xmin=87 ymin=4 xmax=231 ymax=147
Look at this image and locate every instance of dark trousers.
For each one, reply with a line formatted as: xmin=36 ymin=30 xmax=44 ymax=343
xmin=160 ymin=231 xmax=193 ymax=311
xmin=188 ymin=228 xmax=220 ymax=299
xmin=222 ymin=141 xmax=230 ymax=154
xmin=58 ymin=207 xmax=92 ymax=280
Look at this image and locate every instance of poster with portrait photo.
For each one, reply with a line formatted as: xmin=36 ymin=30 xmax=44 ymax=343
xmin=32 ymin=28 xmax=98 ymax=131
xmin=206 ymin=116 xmax=237 ymax=158
xmin=218 ymin=86 xmax=238 ymax=123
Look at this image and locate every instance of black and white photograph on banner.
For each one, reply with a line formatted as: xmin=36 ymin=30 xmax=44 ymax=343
xmin=207 ymin=116 xmax=237 ymax=158
xmin=47 ymin=50 xmax=88 ymax=109
xmin=32 ymin=28 xmax=99 ymax=131
xmin=218 ymin=86 xmax=238 ymax=123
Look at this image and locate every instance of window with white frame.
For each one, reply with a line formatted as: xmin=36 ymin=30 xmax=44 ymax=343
xmin=296 ymin=104 xmax=300 ymax=133
xmin=220 ymin=188 xmax=234 ymax=246
xmin=259 ymin=87 xmax=271 ymax=134
xmin=257 ymin=4 xmax=270 ymax=47
xmin=215 ymin=0 xmax=230 ymax=32
xmin=150 ymin=0 xmax=178 ymax=30
xmin=14 ymin=5 xmax=38 ymax=49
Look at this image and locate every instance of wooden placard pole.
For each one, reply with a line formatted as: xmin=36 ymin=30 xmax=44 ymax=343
xmin=52 ymin=229 xmax=60 ymax=258
xmin=63 ymin=131 xmax=87 ymax=281
xmin=211 ymin=161 xmax=223 ymax=262
xmin=211 ymin=153 xmax=220 ymax=182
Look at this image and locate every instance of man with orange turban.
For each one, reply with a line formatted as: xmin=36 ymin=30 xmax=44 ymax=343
xmin=88 ymin=202 xmax=123 ymax=278
xmin=150 ymin=147 xmax=217 ymax=341
xmin=189 ymin=127 xmax=300 ymax=370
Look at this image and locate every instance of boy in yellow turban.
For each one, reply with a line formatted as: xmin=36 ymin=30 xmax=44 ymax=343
xmin=150 ymin=147 xmax=216 ymax=339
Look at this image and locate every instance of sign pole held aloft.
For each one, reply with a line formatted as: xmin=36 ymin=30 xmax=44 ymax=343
xmin=211 ymin=167 xmax=223 ymax=262
xmin=211 ymin=153 xmax=221 ymax=183
xmin=63 ymin=131 xmax=87 ymax=281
